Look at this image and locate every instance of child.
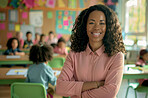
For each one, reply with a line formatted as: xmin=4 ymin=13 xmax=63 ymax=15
xmin=38 ymin=34 xmax=46 ymax=45
xmin=26 ymin=44 xmax=57 ymax=98
xmin=4 ymin=37 xmax=25 ymax=56
xmin=47 ymin=31 xmax=57 ymax=45
xmin=54 ymin=37 xmax=68 ymax=55
xmin=135 ymin=49 xmax=148 ymax=67
xmin=15 ymin=32 xmax=24 ymax=49
xmin=33 ymin=33 xmax=40 ymax=45
xmin=135 ymin=49 xmax=148 ymax=86
xmin=23 ymin=31 xmax=33 ymax=49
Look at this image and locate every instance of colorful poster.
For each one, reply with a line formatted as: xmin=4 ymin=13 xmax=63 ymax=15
xmin=0 ymin=23 xmax=5 ymax=30
xmin=15 ymin=24 xmax=20 ymax=31
xmin=79 ymin=0 xmax=84 ymax=8
xmin=0 ymin=13 xmax=6 ymax=21
xmin=56 ymin=10 xmax=76 ymax=34
xmin=0 ymin=0 xmax=8 ymax=8
xmin=47 ymin=11 xmax=53 ymax=19
xmin=58 ymin=0 xmax=65 ymax=7
xmin=7 ymin=32 xmax=13 ymax=39
xmin=22 ymin=12 xmax=28 ymax=19
xmin=46 ymin=0 xmax=56 ymax=8
xmin=29 ymin=11 xmax=43 ymax=27
xmin=68 ymin=0 xmax=76 ymax=8
xmin=9 ymin=10 xmax=18 ymax=22
xmin=9 ymin=23 xmax=15 ymax=31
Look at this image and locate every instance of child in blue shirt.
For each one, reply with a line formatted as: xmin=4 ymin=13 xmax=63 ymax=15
xmin=4 ymin=37 xmax=25 ymax=55
xmin=26 ymin=44 xmax=57 ymax=98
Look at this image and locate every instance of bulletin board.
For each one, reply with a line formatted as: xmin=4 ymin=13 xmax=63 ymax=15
xmin=0 ymin=0 xmax=104 ymax=47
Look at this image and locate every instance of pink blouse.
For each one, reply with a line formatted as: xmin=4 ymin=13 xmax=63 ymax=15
xmin=56 ymin=45 xmax=124 ymax=98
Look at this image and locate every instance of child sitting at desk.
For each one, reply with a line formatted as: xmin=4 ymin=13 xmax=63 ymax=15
xmin=26 ymin=44 xmax=57 ymax=98
xmin=23 ymin=31 xmax=33 ymax=49
xmin=54 ymin=37 xmax=68 ymax=55
xmin=135 ymin=49 xmax=148 ymax=86
xmin=4 ymin=37 xmax=25 ymax=56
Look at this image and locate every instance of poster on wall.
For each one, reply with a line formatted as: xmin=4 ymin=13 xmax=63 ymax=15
xmin=56 ymin=10 xmax=76 ymax=34
xmin=29 ymin=11 xmax=43 ymax=27
xmin=9 ymin=10 xmax=18 ymax=22
xmin=0 ymin=12 xmax=6 ymax=21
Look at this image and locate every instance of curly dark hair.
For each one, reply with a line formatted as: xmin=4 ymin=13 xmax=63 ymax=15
xmin=29 ymin=44 xmax=53 ymax=64
xmin=6 ymin=37 xmax=20 ymax=49
xmin=71 ymin=4 xmax=125 ymax=56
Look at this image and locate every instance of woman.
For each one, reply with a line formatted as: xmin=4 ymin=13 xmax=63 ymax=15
xmin=56 ymin=4 xmax=125 ymax=98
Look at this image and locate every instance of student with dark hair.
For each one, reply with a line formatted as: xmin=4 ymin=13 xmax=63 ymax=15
xmin=47 ymin=31 xmax=58 ymax=45
xmin=54 ymin=37 xmax=68 ymax=55
xmin=23 ymin=31 xmax=33 ymax=49
xmin=33 ymin=33 xmax=40 ymax=45
xmin=26 ymin=44 xmax=57 ymax=98
xmin=56 ymin=4 xmax=125 ymax=98
xmin=135 ymin=49 xmax=148 ymax=86
xmin=38 ymin=34 xmax=46 ymax=45
xmin=4 ymin=37 xmax=25 ymax=55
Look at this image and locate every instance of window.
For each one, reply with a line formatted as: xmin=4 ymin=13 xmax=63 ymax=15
xmin=124 ymin=0 xmax=146 ymax=50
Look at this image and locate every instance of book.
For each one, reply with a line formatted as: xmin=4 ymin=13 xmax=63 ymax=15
xmin=6 ymin=69 xmax=28 ymax=76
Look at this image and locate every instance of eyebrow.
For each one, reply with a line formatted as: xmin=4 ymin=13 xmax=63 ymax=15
xmin=89 ymin=19 xmax=105 ymax=22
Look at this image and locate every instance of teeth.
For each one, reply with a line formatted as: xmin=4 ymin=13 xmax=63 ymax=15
xmin=93 ymin=33 xmax=101 ymax=35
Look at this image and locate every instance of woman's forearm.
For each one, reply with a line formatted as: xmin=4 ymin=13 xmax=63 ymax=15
xmin=81 ymin=81 xmax=104 ymax=92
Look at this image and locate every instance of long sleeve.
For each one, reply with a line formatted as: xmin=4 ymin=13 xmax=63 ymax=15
xmin=56 ymin=52 xmax=83 ymax=97
xmin=46 ymin=66 xmax=57 ymax=86
xmin=82 ymin=52 xmax=124 ymax=98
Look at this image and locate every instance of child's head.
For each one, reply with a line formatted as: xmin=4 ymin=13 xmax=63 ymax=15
xmin=139 ymin=49 xmax=148 ymax=61
xmin=26 ymin=31 xmax=32 ymax=41
xmin=16 ymin=32 xmax=23 ymax=40
xmin=40 ymin=34 xmax=46 ymax=42
xmin=7 ymin=37 xmax=19 ymax=49
xmin=29 ymin=44 xmax=53 ymax=64
xmin=57 ymin=37 xmax=66 ymax=49
xmin=35 ymin=33 xmax=40 ymax=41
xmin=48 ymin=31 xmax=54 ymax=40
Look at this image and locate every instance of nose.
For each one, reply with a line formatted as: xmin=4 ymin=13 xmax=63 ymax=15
xmin=94 ymin=23 xmax=100 ymax=30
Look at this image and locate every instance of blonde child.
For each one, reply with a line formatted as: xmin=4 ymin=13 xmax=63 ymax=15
xmin=33 ymin=33 xmax=40 ymax=45
xmin=16 ymin=32 xmax=24 ymax=49
xmin=26 ymin=44 xmax=57 ymax=98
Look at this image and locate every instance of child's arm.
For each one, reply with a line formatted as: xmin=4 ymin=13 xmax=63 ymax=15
xmin=15 ymin=52 xmax=25 ymax=56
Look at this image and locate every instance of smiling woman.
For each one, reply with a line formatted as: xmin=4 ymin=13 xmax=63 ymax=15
xmin=56 ymin=4 xmax=126 ymax=98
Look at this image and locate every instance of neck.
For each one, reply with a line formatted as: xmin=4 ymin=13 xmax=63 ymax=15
xmin=89 ymin=41 xmax=103 ymax=52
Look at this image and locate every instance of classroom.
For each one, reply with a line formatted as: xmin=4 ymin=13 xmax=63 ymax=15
xmin=0 ymin=0 xmax=148 ymax=98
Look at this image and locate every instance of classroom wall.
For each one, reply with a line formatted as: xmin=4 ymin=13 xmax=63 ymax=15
xmin=0 ymin=0 xmax=104 ymax=47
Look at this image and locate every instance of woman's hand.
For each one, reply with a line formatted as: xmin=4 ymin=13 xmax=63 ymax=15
xmin=82 ymin=81 xmax=105 ymax=92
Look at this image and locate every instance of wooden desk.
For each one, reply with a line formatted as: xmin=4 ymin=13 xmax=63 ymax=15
xmin=0 ymin=47 xmax=30 ymax=53
xmin=0 ymin=54 xmax=66 ymax=65
xmin=0 ymin=55 xmax=33 ymax=65
xmin=0 ymin=67 xmax=61 ymax=85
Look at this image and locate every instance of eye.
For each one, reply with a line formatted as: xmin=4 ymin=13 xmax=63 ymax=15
xmin=100 ymin=23 xmax=105 ymax=25
xmin=89 ymin=22 xmax=94 ymax=24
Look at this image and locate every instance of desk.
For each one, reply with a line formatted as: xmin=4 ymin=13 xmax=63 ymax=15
xmin=0 ymin=55 xmax=33 ymax=65
xmin=0 ymin=47 xmax=30 ymax=53
xmin=0 ymin=55 xmax=66 ymax=65
xmin=0 ymin=67 xmax=61 ymax=84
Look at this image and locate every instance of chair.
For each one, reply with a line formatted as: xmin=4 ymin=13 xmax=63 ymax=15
xmin=49 ymin=57 xmax=65 ymax=68
xmin=125 ymin=82 xmax=148 ymax=98
xmin=11 ymin=82 xmax=47 ymax=98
